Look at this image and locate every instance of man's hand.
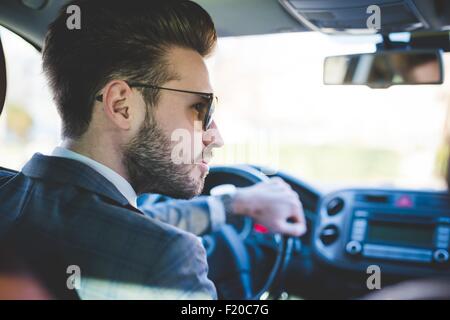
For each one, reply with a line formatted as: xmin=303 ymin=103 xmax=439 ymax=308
xmin=231 ymin=177 xmax=307 ymax=237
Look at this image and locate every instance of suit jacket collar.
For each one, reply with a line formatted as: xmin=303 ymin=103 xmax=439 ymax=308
xmin=22 ymin=153 xmax=132 ymax=208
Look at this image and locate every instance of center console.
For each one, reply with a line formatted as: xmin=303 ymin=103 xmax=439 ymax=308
xmin=313 ymin=189 xmax=450 ymax=277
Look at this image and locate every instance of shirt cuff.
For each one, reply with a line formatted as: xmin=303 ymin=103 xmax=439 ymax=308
xmin=206 ymin=196 xmax=227 ymax=232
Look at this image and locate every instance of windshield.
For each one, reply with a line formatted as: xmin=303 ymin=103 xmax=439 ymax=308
xmin=207 ymin=32 xmax=450 ymax=191
xmin=1 ymin=28 xmax=449 ymax=191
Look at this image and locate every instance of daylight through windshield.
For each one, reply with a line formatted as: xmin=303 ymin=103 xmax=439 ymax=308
xmin=1 ymin=28 xmax=449 ymax=191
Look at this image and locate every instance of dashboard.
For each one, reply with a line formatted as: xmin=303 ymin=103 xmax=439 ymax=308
xmin=313 ymin=189 xmax=450 ymax=278
xmin=201 ymin=165 xmax=450 ymax=298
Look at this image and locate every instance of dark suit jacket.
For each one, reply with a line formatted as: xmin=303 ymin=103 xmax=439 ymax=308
xmin=0 ymin=154 xmax=217 ymax=299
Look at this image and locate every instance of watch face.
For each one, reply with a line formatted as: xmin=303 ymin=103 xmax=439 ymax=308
xmin=220 ymin=193 xmax=235 ymax=214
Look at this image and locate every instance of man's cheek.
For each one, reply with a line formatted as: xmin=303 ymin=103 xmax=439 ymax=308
xmin=170 ymin=129 xmax=193 ymax=165
xmin=192 ymin=121 xmax=204 ymax=164
xmin=170 ymin=124 xmax=203 ymax=165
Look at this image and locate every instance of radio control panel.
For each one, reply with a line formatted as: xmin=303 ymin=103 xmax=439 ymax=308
xmin=313 ymin=189 xmax=450 ymax=277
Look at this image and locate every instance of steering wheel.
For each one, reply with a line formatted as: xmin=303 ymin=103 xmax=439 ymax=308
xmin=202 ymin=165 xmax=297 ymax=300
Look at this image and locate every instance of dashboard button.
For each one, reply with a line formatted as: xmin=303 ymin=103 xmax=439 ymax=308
xmin=437 ymin=242 xmax=449 ymax=249
xmin=353 ymin=219 xmax=367 ymax=227
xmin=326 ymin=197 xmax=345 ymax=216
xmin=346 ymin=241 xmax=362 ymax=256
xmin=433 ymin=249 xmax=449 ymax=263
xmin=319 ymin=225 xmax=339 ymax=245
xmin=354 ymin=210 xmax=369 ymax=218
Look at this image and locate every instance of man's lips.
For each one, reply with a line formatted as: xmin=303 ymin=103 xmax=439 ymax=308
xmin=194 ymin=149 xmax=212 ymax=172
xmin=194 ymin=158 xmax=209 ymax=172
xmin=194 ymin=152 xmax=211 ymax=166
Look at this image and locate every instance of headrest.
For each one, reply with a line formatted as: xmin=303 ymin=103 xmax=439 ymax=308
xmin=0 ymin=37 xmax=6 ymax=117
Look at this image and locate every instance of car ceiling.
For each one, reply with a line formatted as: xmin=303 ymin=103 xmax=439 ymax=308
xmin=0 ymin=0 xmax=305 ymax=50
xmin=0 ymin=0 xmax=450 ymax=50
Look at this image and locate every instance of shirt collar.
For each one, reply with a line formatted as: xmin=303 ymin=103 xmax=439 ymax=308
xmin=51 ymin=147 xmax=138 ymax=208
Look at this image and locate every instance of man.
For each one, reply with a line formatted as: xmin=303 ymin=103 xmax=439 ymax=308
xmin=0 ymin=0 xmax=305 ymax=299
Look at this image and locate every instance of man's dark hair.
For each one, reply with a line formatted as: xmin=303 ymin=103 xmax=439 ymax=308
xmin=42 ymin=0 xmax=217 ymax=139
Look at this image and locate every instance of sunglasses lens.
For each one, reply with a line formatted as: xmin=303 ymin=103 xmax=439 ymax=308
xmin=204 ymin=97 xmax=216 ymax=130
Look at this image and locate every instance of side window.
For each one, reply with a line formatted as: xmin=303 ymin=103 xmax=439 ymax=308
xmin=0 ymin=27 xmax=60 ymax=170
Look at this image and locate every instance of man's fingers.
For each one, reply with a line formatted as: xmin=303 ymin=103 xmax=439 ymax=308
xmin=287 ymin=213 xmax=300 ymax=223
xmin=288 ymin=198 xmax=304 ymax=217
xmin=269 ymin=177 xmax=292 ymax=190
xmin=279 ymin=220 xmax=307 ymax=237
xmin=270 ymin=177 xmax=284 ymax=184
xmin=281 ymin=201 xmax=307 ymax=237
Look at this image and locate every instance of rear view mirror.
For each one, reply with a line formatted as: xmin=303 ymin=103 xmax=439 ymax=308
xmin=323 ymin=50 xmax=443 ymax=88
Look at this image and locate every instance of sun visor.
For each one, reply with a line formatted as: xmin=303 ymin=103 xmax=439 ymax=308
xmin=279 ymin=0 xmax=427 ymax=34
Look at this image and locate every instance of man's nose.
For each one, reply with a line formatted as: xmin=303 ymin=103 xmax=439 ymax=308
xmin=203 ymin=120 xmax=224 ymax=149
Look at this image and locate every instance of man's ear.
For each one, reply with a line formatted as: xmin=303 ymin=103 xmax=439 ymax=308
xmin=100 ymin=80 xmax=134 ymax=130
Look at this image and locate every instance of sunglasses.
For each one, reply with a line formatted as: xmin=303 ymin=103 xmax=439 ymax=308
xmin=96 ymin=82 xmax=217 ymax=131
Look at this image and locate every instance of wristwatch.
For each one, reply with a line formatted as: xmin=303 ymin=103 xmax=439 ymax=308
xmin=219 ymin=192 xmax=236 ymax=215
xmin=210 ymin=184 xmax=237 ymax=215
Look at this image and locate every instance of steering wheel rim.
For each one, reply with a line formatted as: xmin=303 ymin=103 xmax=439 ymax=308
xmin=202 ymin=165 xmax=296 ymax=300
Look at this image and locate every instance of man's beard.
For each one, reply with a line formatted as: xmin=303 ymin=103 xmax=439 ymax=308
xmin=122 ymin=116 xmax=205 ymax=199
